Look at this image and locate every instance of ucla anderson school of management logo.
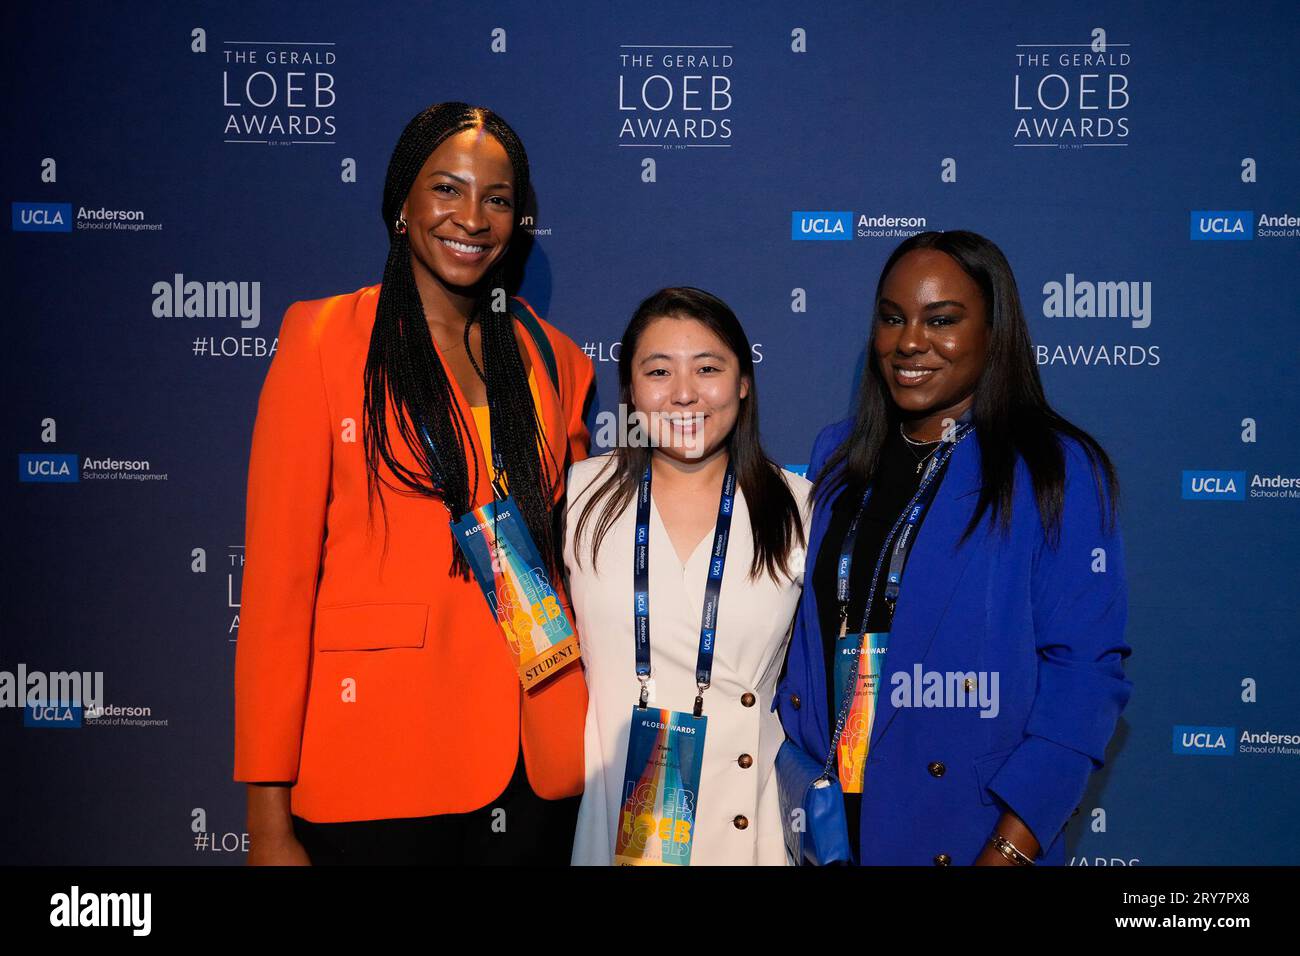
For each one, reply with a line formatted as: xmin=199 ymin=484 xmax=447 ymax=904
xmin=1174 ymin=725 xmax=1300 ymax=757
xmin=1190 ymin=210 xmax=1300 ymax=240
xmin=790 ymin=211 xmax=930 ymax=241
xmin=1181 ymin=469 xmax=1299 ymax=501
xmin=12 ymin=201 xmax=162 ymax=233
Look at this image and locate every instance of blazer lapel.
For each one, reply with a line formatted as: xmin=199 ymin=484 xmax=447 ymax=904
xmin=868 ymin=433 xmax=984 ymax=751
xmin=799 ymin=487 xmax=836 ymax=754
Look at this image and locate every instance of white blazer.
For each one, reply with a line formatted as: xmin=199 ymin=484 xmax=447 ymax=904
xmin=564 ymin=452 xmax=812 ymax=866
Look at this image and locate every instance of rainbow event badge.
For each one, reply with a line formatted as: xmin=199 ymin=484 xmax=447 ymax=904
xmin=834 ymin=631 xmax=890 ymax=794
xmin=450 ymin=495 xmax=579 ymax=689
xmin=613 ymin=707 xmax=707 ymax=866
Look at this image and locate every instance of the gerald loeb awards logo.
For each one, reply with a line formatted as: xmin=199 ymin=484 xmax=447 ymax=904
xmin=618 ymin=43 xmax=733 ymax=148
xmin=1013 ymin=28 xmax=1130 ymax=147
xmin=222 ymin=39 xmax=337 ymax=145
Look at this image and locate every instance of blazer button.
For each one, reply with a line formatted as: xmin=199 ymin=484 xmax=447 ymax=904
xmin=933 ymin=853 xmax=951 ymax=866
xmin=741 ymin=692 xmax=756 ymax=707
xmin=738 ymin=753 xmax=753 ymax=769
xmin=733 ymin=815 xmax=749 ymax=830
xmin=928 ymin=761 xmax=946 ymax=778
xmin=790 ymin=693 xmax=801 ymax=710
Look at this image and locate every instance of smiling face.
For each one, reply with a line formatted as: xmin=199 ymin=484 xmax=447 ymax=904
xmin=630 ymin=315 xmax=750 ymax=464
xmin=400 ymin=126 xmax=516 ymax=291
xmin=874 ymin=248 xmax=991 ymax=436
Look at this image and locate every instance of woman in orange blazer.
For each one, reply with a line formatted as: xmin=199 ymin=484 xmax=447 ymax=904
xmin=234 ymin=102 xmax=595 ymax=865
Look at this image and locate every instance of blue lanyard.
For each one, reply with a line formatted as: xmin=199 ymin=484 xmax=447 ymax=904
xmin=823 ymin=424 xmax=974 ymax=777
xmin=834 ymin=423 xmax=972 ymax=634
xmin=634 ymin=458 xmax=738 ymax=717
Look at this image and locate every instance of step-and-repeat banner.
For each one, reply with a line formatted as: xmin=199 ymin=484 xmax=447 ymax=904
xmin=4 ymin=1 xmax=1298 ymax=864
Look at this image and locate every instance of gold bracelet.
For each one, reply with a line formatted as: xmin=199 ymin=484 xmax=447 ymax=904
xmin=989 ymin=832 xmax=1035 ymax=866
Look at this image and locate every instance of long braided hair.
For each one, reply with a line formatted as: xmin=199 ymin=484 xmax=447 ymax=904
xmin=363 ymin=103 xmax=559 ymax=580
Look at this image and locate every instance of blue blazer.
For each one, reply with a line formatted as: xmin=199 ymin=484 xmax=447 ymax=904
xmin=776 ymin=419 xmax=1132 ymax=865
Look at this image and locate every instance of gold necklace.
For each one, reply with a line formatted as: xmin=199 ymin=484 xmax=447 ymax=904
xmin=899 ymin=422 xmax=942 ymax=474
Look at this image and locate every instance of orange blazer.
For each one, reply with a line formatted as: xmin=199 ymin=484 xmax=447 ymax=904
xmin=233 ymin=283 xmax=595 ymax=823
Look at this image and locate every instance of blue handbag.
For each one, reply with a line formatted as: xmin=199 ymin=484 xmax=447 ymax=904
xmin=776 ymin=737 xmax=853 ymax=865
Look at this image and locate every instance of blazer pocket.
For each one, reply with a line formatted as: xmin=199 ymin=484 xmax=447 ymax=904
xmin=973 ymin=745 xmax=1018 ymax=806
xmin=314 ymin=602 xmax=429 ymax=651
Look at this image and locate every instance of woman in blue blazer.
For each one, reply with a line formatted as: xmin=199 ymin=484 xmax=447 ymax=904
xmin=776 ymin=230 xmax=1132 ymax=866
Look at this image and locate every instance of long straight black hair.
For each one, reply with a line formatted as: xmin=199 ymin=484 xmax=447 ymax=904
xmin=363 ymin=103 xmax=559 ymax=579
xmin=572 ymin=287 xmax=805 ymax=581
xmin=815 ymin=230 xmax=1118 ymax=544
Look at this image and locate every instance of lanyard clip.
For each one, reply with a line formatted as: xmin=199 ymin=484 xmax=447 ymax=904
xmin=489 ymin=446 xmax=508 ymax=501
xmin=637 ymin=674 xmax=650 ymax=709
xmin=693 ymin=682 xmax=708 ymax=718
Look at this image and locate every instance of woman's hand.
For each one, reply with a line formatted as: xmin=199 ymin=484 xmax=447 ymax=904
xmin=248 ymin=830 xmax=312 ymax=866
xmin=973 ymin=810 xmax=1040 ymax=866
xmin=245 ymin=783 xmax=311 ymax=866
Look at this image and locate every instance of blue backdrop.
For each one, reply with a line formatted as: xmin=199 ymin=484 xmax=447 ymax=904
xmin=4 ymin=0 xmax=1298 ymax=864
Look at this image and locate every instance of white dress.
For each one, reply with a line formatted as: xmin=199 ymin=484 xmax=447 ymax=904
xmin=564 ymin=452 xmax=812 ymax=866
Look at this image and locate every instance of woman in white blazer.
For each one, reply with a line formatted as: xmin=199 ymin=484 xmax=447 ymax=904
xmin=564 ymin=287 xmax=811 ymax=866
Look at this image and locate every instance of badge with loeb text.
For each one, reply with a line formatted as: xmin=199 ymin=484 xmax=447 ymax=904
xmin=450 ymin=495 xmax=579 ymax=689
xmin=834 ymin=631 xmax=890 ymax=794
xmin=613 ymin=707 xmax=707 ymax=866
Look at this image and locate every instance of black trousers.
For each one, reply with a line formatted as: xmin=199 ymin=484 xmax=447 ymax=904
xmin=291 ymin=747 xmax=580 ymax=865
